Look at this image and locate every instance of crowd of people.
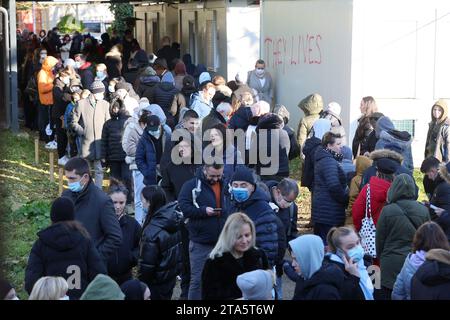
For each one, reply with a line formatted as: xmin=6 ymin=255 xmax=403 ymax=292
xmin=2 ymin=26 xmax=450 ymax=301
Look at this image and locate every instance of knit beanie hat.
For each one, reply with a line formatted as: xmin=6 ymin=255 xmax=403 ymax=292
xmin=50 ymin=197 xmax=75 ymax=223
xmin=376 ymin=157 xmax=399 ymax=175
xmin=236 ymin=270 xmax=273 ymax=300
xmin=231 ymin=166 xmax=256 ymax=185
xmin=326 ymin=101 xmax=342 ymax=116
xmin=272 ymin=104 xmax=290 ymax=123
xmin=153 ymin=57 xmax=168 ymax=70
xmin=90 ymin=80 xmax=105 ymax=94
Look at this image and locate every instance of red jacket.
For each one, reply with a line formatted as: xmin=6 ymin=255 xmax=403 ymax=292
xmin=352 ymin=176 xmax=391 ymax=232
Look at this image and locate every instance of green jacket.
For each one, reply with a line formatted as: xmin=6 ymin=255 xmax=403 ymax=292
xmin=80 ymin=274 xmax=125 ymax=300
xmin=376 ymin=174 xmax=430 ymax=289
xmin=296 ymin=93 xmax=323 ymax=148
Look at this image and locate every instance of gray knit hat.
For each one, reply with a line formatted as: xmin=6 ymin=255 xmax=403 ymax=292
xmin=90 ymin=80 xmax=105 ymax=94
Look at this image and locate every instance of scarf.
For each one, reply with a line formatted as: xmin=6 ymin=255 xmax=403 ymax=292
xmin=328 ymin=253 xmax=374 ymax=300
xmin=326 ymin=148 xmax=344 ymax=162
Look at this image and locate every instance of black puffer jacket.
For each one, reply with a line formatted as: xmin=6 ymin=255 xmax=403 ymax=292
xmin=25 ymin=222 xmax=106 ymax=300
xmin=151 ymin=82 xmax=179 ymax=116
xmin=430 ymin=176 xmax=450 ymax=241
xmin=101 ymin=100 xmax=129 ymax=162
xmin=101 ymin=100 xmax=130 ymax=162
xmin=138 ymin=202 xmax=182 ymax=300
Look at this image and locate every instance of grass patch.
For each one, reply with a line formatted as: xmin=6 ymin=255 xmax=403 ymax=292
xmin=0 ymin=129 xmax=59 ymax=299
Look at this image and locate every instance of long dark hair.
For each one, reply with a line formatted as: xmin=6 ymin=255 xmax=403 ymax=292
xmin=141 ymin=186 xmax=167 ymax=229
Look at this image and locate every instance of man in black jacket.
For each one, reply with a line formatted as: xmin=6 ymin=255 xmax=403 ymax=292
xmin=63 ymin=157 xmax=122 ymax=266
xmin=178 ymin=163 xmax=227 ymax=300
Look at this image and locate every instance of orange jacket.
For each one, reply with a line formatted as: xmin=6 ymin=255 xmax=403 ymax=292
xmin=37 ymin=56 xmax=59 ymax=105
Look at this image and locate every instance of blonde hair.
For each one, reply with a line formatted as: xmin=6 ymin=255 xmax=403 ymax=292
xmin=361 ymin=96 xmax=378 ymax=116
xmin=209 ymin=212 xmax=256 ymax=259
xmin=81 ymin=89 xmax=91 ymax=99
xmin=326 ymin=226 xmax=356 ymax=253
xmin=96 ymin=63 xmax=107 ymax=72
xmin=29 ymin=276 xmax=68 ymax=300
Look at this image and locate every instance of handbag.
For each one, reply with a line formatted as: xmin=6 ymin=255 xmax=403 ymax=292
xmin=359 ymin=184 xmax=377 ymax=258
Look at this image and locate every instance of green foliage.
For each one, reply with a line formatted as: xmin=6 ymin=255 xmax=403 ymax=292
xmin=14 ymin=200 xmax=51 ymax=230
xmin=56 ymin=14 xmax=85 ymax=34
xmin=109 ymin=3 xmax=134 ymax=37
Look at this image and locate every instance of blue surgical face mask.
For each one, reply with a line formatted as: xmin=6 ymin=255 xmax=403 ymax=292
xmin=148 ymin=129 xmax=161 ymax=138
xmin=74 ymin=61 xmax=82 ymax=69
xmin=347 ymin=245 xmax=365 ymax=263
xmin=96 ymin=71 xmax=106 ymax=80
xmin=108 ymin=85 xmax=115 ymax=93
xmin=68 ymin=177 xmax=85 ymax=193
xmin=62 ymin=77 xmax=70 ymax=85
xmin=232 ymin=187 xmax=250 ymax=203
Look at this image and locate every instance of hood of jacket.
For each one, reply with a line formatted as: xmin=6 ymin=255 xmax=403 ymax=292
xmin=149 ymin=201 xmax=181 ymax=234
xmin=42 ymin=56 xmax=59 ymax=72
xmin=439 ymin=162 xmax=450 ymax=184
xmin=355 ymin=156 xmax=373 ymax=175
xmin=303 ymin=261 xmax=344 ymax=292
xmin=375 ymin=116 xmax=395 ymax=138
xmin=37 ymin=223 xmax=84 ymax=251
xmin=380 ymin=130 xmax=412 ymax=147
xmin=289 ymin=235 xmax=324 ymax=280
xmin=387 ymin=173 xmax=417 ymax=203
xmin=298 ymin=93 xmax=323 ymax=116
xmin=257 ymin=113 xmax=284 ymax=130
xmin=124 ymin=116 xmax=143 ymax=135
xmin=432 ymin=99 xmax=449 ymax=123
xmin=80 ymin=274 xmax=125 ymax=300
xmin=303 ymin=137 xmax=322 ymax=156
xmin=140 ymin=75 xmax=160 ymax=85
xmin=415 ymin=249 xmax=450 ymax=286
xmin=369 ymin=149 xmax=404 ymax=164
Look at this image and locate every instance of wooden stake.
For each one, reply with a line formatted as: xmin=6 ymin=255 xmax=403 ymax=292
xmin=58 ymin=167 xmax=64 ymax=195
xmin=49 ymin=151 xmax=54 ymax=182
xmin=34 ymin=137 xmax=39 ymax=165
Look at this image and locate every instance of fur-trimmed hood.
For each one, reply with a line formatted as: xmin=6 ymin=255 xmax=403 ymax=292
xmin=438 ymin=162 xmax=450 ymax=184
xmin=369 ymin=149 xmax=404 ymax=164
xmin=426 ymin=249 xmax=450 ymax=266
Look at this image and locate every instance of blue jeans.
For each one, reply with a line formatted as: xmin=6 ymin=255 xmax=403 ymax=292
xmin=188 ymin=241 xmax=214 ymax=300
xmin=133 ymin=170 xmax=145 ymax=225
xmin=276 ymin=275 xmax=283 ymax=300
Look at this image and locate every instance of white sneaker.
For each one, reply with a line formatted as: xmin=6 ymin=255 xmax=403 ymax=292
xmin=45 ymin=141 xmax=58 ymax=150
xmin=58 ymin=156 xmax=69 ymax=166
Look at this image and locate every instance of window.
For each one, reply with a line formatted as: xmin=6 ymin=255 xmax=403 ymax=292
xmin=83 ymin=22 xmax=101 ymax=34
xmin=392 ymin=119 xmax=415 ymax=138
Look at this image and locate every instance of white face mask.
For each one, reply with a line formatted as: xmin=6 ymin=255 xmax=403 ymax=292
xmin=255 ymin=68 xmax=265 ymax=76
xmin=94 ymin=93 xmax=104 ymax=101
xmin=108 ymin=85 xmax=115 ymax=93
xmin=59 ymin=295 xmax=70 ymax=300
